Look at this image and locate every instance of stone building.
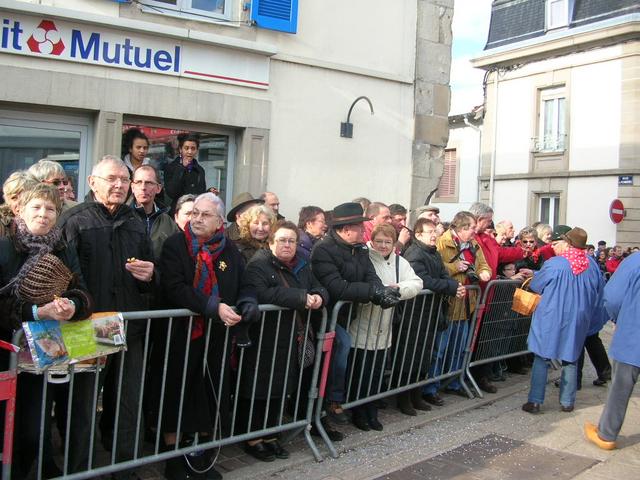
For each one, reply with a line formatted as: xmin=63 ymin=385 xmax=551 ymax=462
xmin=0 ymin=0 xmax=454 ymax=218
xmin=472 ymin=0 xmax=639 ymax=246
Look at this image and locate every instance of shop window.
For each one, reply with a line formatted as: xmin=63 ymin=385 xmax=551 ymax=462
xmin=534 ymin=86 xmax=566 ymax=153
xmin=546 ymin=0 xmax=569 ymax=30
xmin=122 ymin=124 xmax=233 ymax=207
xmin=140 ymin=0 xmax=231 ymax=21
xmin=435 ymin=148 xmax=458 ymax=202
xmin=539 ymin=194 xmax=560 ymax=228
xmin=0 ymin=111 xmax=91 ymax=201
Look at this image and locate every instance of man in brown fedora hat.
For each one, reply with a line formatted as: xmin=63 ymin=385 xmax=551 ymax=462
xmin=225 ymin=192 xmax=264 ymax=241
xmin=311 ymin=202 xmax=401 ymax=437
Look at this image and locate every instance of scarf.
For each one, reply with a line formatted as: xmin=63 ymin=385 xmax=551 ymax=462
xmin=184 ymin=222 xmax=226 ymax=340
xmin=0 ymin=217 xmax=63 ymax=299
xmin=559 ymin=246 xmax=589 ymax=275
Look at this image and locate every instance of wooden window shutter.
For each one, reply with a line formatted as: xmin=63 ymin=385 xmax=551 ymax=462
xmin=437 ymin=149 xmax=457 ymax=198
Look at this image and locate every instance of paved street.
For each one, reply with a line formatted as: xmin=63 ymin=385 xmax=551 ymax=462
xmin=209 ymin=324 xmax=640 ymax=480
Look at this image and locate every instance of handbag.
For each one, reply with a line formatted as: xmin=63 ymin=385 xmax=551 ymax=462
xmin=276 ymin=270 xmax=316 ymax=368
xmin=511 ymin=277 xmax=541 ymax=316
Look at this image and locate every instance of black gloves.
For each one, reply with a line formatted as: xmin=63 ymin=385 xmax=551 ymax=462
xmin=239 ymin=302 xmax=260 ymax=324
xmin=370 ymin=285 xmax=401 ymax=309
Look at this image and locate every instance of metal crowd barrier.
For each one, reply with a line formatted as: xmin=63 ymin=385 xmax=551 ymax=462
xmin=3 ymin=304 xmax=330 ymax=480
xmin=313 ymin=286 xmax=481 ymax=457
xmin=464 ymin=279 xmax=533 ymax=398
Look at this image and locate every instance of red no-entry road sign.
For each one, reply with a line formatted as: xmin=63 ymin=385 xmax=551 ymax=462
xmin=610 ymin=199 xmax=625 ymax=224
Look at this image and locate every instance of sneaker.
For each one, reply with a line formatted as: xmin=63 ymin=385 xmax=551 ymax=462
xmin=522 ymin=402 xmax=541 ymax=414
xmin=584 ymin=422 xmax=616 ymax=450
xmin=325 ymin=402 xmax=349 ymax=424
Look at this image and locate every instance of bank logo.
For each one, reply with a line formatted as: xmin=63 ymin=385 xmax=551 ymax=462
xmin=27 ymin=20 xmax=65 ymax=55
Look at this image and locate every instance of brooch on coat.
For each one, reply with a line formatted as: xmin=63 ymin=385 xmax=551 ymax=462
xmin=219 ymin=261 xmax=227 ymax=271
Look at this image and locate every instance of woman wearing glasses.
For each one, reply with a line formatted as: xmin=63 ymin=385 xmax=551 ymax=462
xmin=348 ymin=223 xmax=422 ymax=430
xmin=28 ymin=159 xmax=76 ymax=211
xmin=240 ymin=220 xmax=328 ymax=461
xmin=514 ymin=226 xmax=544 ymax=273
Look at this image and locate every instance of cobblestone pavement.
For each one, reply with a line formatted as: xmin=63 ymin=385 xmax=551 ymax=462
xmin=133 ymin=324 xmax=639 ymax=480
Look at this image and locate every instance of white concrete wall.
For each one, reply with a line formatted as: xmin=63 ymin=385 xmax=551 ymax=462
xmin=433 ymin=124 xmax=481 ymax=222
xmin=492 ymin=180 xmax=529 ymax=231
xmin=566 ymin=176 xmax=618 ymax=245
xmin=569 ymin=59 xmax=621 ymax=171
xmin=494 ymin=77 xmax=534 ymax=175
xmin=268 ymin=61 xmax=414 ymax=218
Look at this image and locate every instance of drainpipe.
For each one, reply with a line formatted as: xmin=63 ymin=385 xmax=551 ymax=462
xmin=463 ymin=116 xmax=482 ymax=204
xmin=489 ymin=68 xmax=500 ymax=208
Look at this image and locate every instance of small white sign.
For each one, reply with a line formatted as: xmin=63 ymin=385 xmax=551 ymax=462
xmin=0 ymin=12 xmax=270 ymax=89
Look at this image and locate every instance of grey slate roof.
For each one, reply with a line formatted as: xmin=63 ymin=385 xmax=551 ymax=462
xmin=485 ymin=0 xmax=640 ymax=50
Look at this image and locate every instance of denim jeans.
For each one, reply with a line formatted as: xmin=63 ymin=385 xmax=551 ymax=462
xmin=528 ymin=355 xmax=577 ymax=406
xmin=327 ymin=324 xmax=351 ymax=403
xmin=422 ymin=320 xmax=469 ymax=394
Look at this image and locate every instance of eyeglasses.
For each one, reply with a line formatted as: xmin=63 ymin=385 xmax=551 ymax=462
xmin=93 ymin=175 xmax=131 ymax=185
xmin=44 ymin=178 xmax=69 ymax=187
xmin=132 ymin=180 xmax=159 ymax=188
xmin=521 ymin=240 xmax=536 ymax=244
xmin=275 ymin=238 xmax=297 ymax=245
xmin=373 ymin=240 xmax=394 ymax=246
xmin=191 ymin=209 xmax=219 ymax=221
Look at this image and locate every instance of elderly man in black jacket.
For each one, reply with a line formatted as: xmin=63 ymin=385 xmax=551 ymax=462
xmin=311 ymin=202 xmax=400 ymax=432
xmin=404 ymin=218 xmax=466 ymax=407
xmin=60 ymin=155 xmax=155 ymax=476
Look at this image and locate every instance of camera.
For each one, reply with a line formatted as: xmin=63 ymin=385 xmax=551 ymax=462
xmin=465 ymin=263 xmax=480 ymax=284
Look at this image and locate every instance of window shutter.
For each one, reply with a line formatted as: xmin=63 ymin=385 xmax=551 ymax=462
xmin=437 ymin=149 xmax=457 ymax=198
xmin=251 ymin=0 xmax=298 ymax=34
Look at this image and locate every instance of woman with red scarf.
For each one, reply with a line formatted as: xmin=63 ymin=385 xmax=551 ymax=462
xmin=522 ymin=227 xmax=605 ymax=414
xmin=158 ymin=192 xmax=259 ymax=480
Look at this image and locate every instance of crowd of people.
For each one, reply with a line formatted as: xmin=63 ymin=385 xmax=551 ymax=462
xmin=0 ymin=129 xmax=638 ymax=479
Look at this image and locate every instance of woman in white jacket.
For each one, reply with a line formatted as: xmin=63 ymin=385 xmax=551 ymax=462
xmin=348 ymin=224 xmax=422 ymax=431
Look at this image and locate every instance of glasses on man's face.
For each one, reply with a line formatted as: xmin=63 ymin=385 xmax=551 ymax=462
xmin=522 ymin=240 xmax=536 ymax=244
xmin=275 ymin=238 xmax=297 ymax=245
xmin=191 ymin=210 xmax=219 ymax=221
xmin=373 ymin=239 xmax=394 ymax=247
xmin=132 ymin=180 xmax=159 ymax=188
xmin=44 ymin=178 xmax=69 ymax=187
xmin=93 ymin=175 xmax=131 ymax=186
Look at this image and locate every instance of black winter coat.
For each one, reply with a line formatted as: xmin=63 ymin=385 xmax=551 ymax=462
xmin=240 ymin=249 xmax=328 ymax=399
xmin=156 ymin=231 xmax=257 ymax=432
xmin=392 ymin=239 xmax=458 ymax=384
xmin=59 ymin=202 xmax=155 ymax=338
xmin=163 ymin=157 xmax=207 ymax=213
xmin=0 ymin=235 xmax=94 ymax=365
xmin=311 ymin=230 xmax=382 ymax=323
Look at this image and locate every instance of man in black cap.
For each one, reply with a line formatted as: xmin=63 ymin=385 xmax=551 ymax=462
xmin=311 ymin=202 xmax=401 ymax=436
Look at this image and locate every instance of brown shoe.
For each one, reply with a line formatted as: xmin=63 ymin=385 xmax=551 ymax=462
xmin=522 ymin=402 xmax=541 ymax=414
xmin=478 ymin=377 xmax=497 ymax=394
xmin=584 ymin=422 xmax=616 ymax=450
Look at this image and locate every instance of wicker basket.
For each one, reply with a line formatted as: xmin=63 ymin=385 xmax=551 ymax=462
xmin=18 ymin=253 xmax=73 ymax=305
xmin=511 ymin=277 xmax=541 ymax=316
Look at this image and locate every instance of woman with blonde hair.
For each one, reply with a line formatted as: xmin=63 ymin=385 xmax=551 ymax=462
xmin=233 ymin=204 xmax=277 ymax=263
xmin=1 ymin=170 xmax=39 ymax=237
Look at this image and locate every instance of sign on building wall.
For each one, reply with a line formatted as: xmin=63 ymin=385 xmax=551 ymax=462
xmin=0 ymin=13 xmax=270 ymax=89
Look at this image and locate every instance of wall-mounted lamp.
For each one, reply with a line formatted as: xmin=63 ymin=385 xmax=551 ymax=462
xmin=340 ymin=96 xmax=375 ymax=138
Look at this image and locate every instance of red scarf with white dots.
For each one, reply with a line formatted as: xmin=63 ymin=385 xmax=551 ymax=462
xmin=559 ymin=246 xmax=589 ymax=275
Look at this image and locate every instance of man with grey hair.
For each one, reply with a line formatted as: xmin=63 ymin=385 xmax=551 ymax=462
xmin=60 ymin=155 xmax=155 ymax=475
xmin=468 ymin=202 xmax=525 ymax=393
xmin=28 ymin=158 xmax=77 ymax=211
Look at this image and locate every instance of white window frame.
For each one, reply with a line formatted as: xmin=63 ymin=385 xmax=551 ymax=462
xmin=546 ymin=0 xmax=569 ymax=30
xmin=140 ymin=0 xmax=232 ymax=22
xmin=536 ymin=86 xmax=566 ymax=153
xmin=539 ymin=194 xmax=560 ymax=228
xmin=0 ymin=108 xmax=92 ymax=199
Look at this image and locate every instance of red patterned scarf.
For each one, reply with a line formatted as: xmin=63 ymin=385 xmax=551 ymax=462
xmin=184 ymin=222 xmax=226 ymax=340
xmin=559 ymin=246 xmax=589 ymax=275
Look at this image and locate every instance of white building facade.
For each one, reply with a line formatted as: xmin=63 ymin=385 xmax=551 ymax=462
xmin=0 ymin=0 xmax=455 ymax=219
xmin=472 ymin=0 xmax=639 ymax=246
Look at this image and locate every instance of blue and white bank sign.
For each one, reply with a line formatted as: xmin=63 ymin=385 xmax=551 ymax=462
xmin=1 ymin=13 xmax=270 ymax=89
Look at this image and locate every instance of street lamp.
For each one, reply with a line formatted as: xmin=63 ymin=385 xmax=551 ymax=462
xmin=340 ymin=96 xmax=375 ymax=138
